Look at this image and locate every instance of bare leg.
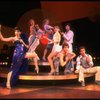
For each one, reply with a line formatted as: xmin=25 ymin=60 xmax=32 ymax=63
xmin=47 ymin=52 xmax=58 ymax=75
xmin=25 ymin=52 xmax=39 ymax=74
xmin=33 ymin=57 xmax=39 ymax=74
xmin=6 ymin=71 xmax=13 ymax=89
xmin=42 ymin=49 xmax=47 ymax=61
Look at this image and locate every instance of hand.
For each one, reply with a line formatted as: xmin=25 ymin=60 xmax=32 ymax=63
xmin=65 ymin=57 xmax=69 ymax=62
xmin=75 ymin=69 xmax=79 ymax=73
xmin=48 ymin=41 xmax=53 ymax=44
xmin=86 ymin=56 xmax=91 ymax=63
xmin=26 ymin=45 xmax=29 ymax=49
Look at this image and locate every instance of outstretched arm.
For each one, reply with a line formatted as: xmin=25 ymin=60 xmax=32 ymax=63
xmin=0 ymin=25 xmax=14 ymax=42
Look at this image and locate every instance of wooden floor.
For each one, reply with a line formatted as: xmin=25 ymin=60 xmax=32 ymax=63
xmin=0 ymin=82 xmax=100 ymax=99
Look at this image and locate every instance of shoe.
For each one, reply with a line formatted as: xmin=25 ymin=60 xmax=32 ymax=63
xmin=48 ymin=70 xmax=55 ymax=75
xmin=6 ymin=84 xmax=11 ymax=89
xmin=42 ymin=58 xmax=47 ymax=62
xmin=95 ymin=81 xmax=100 ymax=85
xmin=7 ymin=86 xmax=11 ymax=89
xmin=81 ymin=81 xmax=85 ymax=87
xmin=75 ymin=69 xmax=79 ymax=73
xmin=64 ymin=70 xmax=73 ymax=74
xmin=55 ymin=72 xmax=59 ymax=75
xmin=35 ymin=68 xmax=39 ymax=74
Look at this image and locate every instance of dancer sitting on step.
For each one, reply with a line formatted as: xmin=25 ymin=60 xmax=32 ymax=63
xmin=75 ymin=46 xmax=100 ymax=86
xmin=53 ymin=43 xmax=76 ymax=75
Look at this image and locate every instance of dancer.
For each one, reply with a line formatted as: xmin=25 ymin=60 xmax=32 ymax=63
xmin=62 ymin=23 xmax=74 ymax=52
xmin=42 ymin=19 xmax=54 ymax=61
xmin=53 ymin=43 xmax=76 ymax=75
xmin=28 ymin=19 xmax=37 ymax=47
xmin=75 ymin=46 xmax=100 ymax=86
xmin=28 ymin=24 xmax=44 ymax=53
xmin=47 ymin=26 xmax=61 ymax=75
xmin=0 ymin=25 xmax=39 ymax=89
xmin=59 ymin=43 xmax=76 ymax=74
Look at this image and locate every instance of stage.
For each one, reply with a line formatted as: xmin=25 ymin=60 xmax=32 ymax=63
xmin=0 ymin=61 xmax=100 ymax=99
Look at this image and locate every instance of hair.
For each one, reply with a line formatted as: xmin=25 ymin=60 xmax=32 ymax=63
xmin=79 ymin=46 xmax=86 ymax=51
xmin=14 ymin=27 xmax=22 ymax=32
xmin=43 ymin=18 xmax=49 ymax=25
xmin=65 ymin=23 xmax=71 ymax=27
xmin=62 ymin=42 xmax=69 ymax=49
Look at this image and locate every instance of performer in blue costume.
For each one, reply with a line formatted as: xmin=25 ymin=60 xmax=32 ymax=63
xmin=0 ymin=25 xmax=39 ymax=89
xmin=20 ymin=32 xmax=29 ymax=74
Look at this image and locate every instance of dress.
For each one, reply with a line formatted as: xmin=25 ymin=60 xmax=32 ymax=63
xmin=51 ymin=32 xmax=62 ymax=53
xmin=8 ymin=40 xmax=26 ymax=87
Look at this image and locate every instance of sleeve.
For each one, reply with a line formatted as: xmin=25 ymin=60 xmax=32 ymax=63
xmin=45 ymin=25 xmax=53 ymax=30
xmin=88 ymin=55 xmax=94 ymax=67
xmin=63 ymin=31 xmax=73 ymax=41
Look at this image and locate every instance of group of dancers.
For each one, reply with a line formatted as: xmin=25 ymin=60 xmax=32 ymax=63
xmin=0 ymin=18 xmax=100 ymax=89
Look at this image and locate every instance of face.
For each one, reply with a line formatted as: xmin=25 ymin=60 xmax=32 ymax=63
xmin=15 ymin=30 xmax=21 ymax=36
xmin=63 ymin=46 xmax=69 ymax=53
xmin=65 ymin=25 xmax=70 ymax=31
xmin=79 ymin=48 xmax=86 ymax=56
xmin=29 ymin=20 xmax=35 ymax=26
xmin=54 ymin=27 xmax=59 ymax=32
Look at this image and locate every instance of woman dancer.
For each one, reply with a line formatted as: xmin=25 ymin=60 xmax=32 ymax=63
xmin=47 ymin=26 xmax=61 ymax=75
xmin=0 ymin=25 xmax=39 ymax=89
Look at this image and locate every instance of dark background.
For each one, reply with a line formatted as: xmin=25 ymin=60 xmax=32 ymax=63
xmin=0 ymin=0 xmax=100 ymax=65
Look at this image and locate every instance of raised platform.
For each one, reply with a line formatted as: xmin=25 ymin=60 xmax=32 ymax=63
xmin=0 ymin=67 xmax=94 ymax=81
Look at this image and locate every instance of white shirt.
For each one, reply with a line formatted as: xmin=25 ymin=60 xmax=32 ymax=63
xmin=76 ymin=54 xmax=94 ymax=70
xmin=63 ymin=30 xmax=74 ymax=44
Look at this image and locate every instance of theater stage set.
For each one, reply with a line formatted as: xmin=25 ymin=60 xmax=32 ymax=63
xmin=0 ymin=1 xmax=100 ymax=99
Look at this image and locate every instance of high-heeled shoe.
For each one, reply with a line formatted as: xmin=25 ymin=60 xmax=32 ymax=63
xmin=48 ymin=70 xmax=55 ymax=75
xmin=35 ymin=68 xmax=39 ymax=74
xmin=6 ymin=84 xmax=11 ymax=89
xmin=7 ymin=86 xmax=11 ymax=89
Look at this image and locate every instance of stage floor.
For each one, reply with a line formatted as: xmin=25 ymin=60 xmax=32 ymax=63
xmin=0 ymin=82 xmax=100 ymax=99
xmin=0 ymin=66 xmax=99 ymax=99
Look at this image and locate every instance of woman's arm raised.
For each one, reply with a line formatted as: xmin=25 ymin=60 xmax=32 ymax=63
xmin=0 ymin=25 xmax=14 ymax=42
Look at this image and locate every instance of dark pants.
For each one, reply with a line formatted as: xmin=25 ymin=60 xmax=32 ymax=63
xmin=64 ymin=59 xmax=74 ymax=74
xmin=53 ymin=58 xmax=60 ymax=75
